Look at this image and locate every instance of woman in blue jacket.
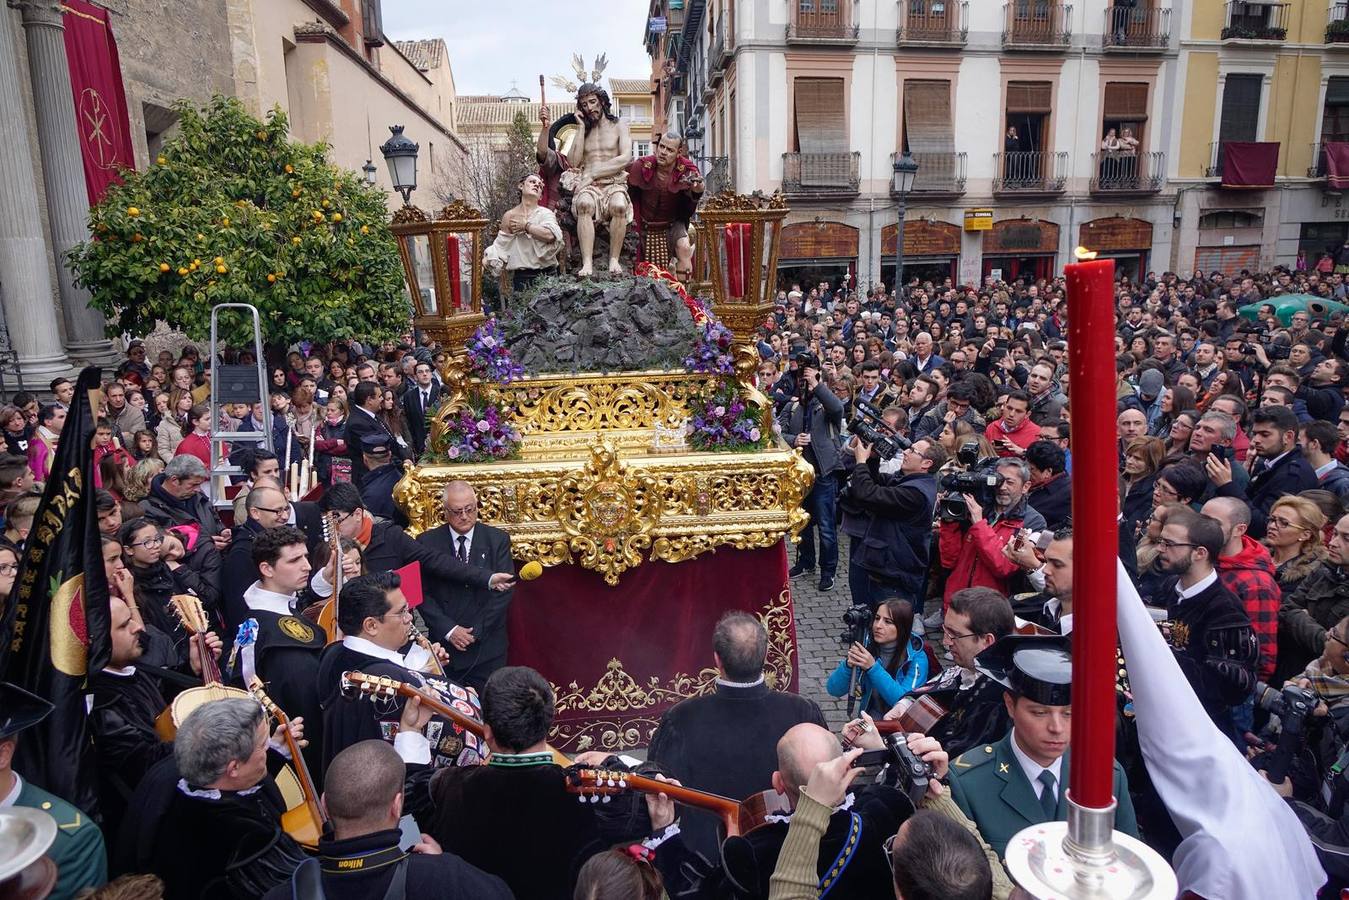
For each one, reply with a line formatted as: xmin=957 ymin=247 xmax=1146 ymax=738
xmin=827 ymin=598 xmax=928 ymax=716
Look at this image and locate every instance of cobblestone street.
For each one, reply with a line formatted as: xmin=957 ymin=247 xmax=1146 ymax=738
xmin=786 ymin=538 xmax=944 ymax=733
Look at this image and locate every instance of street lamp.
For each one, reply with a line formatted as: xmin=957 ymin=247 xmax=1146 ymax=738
xmin=379 ymin=125 xmax=419 ymax=205
xmin=891 ymin=151 xmax=919 ymax=298
xmin=362 ymin=159 xmax=377 ymax=185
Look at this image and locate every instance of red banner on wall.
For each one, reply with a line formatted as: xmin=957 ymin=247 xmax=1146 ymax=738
xmin=62 ymin=0 xmax=135 ymax=205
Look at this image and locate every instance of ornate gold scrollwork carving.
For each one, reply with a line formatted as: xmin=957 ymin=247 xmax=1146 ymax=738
xmin=546 ymin=586 xmax=798 ymax=750
xmin=555 ymin=443 xmax=663 ymax=586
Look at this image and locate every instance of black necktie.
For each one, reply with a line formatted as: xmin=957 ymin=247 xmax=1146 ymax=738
xmin=1037 ymin=770 xmax=1057 ymax=819
xmin=422 ymin=390 xmax=430 ymax=409
xmin=457 ymin=535 xmax=468 ymax=563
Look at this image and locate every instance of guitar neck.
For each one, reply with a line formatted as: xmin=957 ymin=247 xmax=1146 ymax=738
xmin=572 ymin=772 xmax=741 ymax=836
xmin=273 ymin=708 xmax=327 ymax=827
xmin=198 ymin=632 xmax=224 ymax=685
xmin=396 ymin=683 xmax=484 ymax=740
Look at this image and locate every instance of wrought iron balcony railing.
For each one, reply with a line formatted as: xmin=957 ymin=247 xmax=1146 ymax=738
xmin=1090 ymin=151 xmax=1165 ymax=192
xmin=1221 ymin=0 xmax=1288 ymax=40
xmin=1002 ymin=1 xmax=1072 ymax=47
xmin=892 ymin=151 xmax=968 ymax=195
xmin=782 ymin=152 xmax=861 ymax=193
xmin=1103 ymin=4 xmax=1170 ymax=48
xmin=992 ymin=150 xmax=1069 ymax=192
xmin=897 ymin=0 xmax=968 ymax=44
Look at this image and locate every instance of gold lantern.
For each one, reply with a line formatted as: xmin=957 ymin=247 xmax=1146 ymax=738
xmin=390 ymin=200 xmax=489 ymax=360
xmin=695 ymin=191 xmax=789 ymax=346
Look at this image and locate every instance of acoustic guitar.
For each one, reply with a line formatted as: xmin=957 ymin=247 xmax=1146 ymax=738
xmin=340 ymin=670 xmax=571 ymax=767
xmin=315 ymin=512 xmax=344 ymax=644
xmin=566 ymin=768 xmax=794 ymax=838
xmin=247 ymin=676 xmax=326 ymax=850
xmin=154 ymin=594 xmax=250 ymax=741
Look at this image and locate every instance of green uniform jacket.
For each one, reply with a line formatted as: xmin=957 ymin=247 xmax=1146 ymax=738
xmin=15 ymin=779 xmax=107 ymax=900
xmin=947 ymin=733 xmax=1137 ymax=859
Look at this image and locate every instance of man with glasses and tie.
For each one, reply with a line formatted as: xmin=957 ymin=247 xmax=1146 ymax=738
xmin=403 ymin=360 xmax=443 ymax=456
xmin=416 ymin=481 xmax=516 ymax=691
xmin=317 ymin=571 xmax=486 ymax=773
xmin=947 ymin=634 xmax=1138 ymax=859
xmin=883 ymin=586 xmax=1016 ymax=759
xmin=1153 ymin=507 xmax=1258 ymax=743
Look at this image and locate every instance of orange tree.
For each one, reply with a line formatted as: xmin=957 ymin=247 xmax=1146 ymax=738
xmin=70 ymin=95 xmax=408 ymax=346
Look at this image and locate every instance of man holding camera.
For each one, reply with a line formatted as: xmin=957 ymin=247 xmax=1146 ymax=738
xmin=780 ymin=352 xmax=846 ymax=591
xmin=843 ymin=437 xmax=946 ymax=608
xmin=984 ymin=391 xmax=1039 ymax=457
xmin=938 ymin=457 xmax=1046 ymax=615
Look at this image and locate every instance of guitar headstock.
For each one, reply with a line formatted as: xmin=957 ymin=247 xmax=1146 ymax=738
xmin=565 ymin=768 xmax=628 ymax=803
xmin=340 ymin=671 xmax=402 ymax=702
xmin=170 ymin=593 xmax=209 ymax=635
xmin=247 ymin=675 xmax=282 ymax=720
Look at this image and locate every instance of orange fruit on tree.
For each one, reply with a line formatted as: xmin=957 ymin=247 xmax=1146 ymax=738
xmin=159 ymin=263 xmax=170 ymax=272
xmin=267 ymin=273 xmax=277 ymax=283
xmin=177 ymin=267 xmax=189 ymax=276
xmin=127 ymin=206 xmax=140 ymax=217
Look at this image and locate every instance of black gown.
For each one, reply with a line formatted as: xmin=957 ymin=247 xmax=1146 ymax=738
xmin=90 ymin=666 xmax=176 ymax=832
xmin=315 ymin=641 xmax=485 ymax=776
xmin=234 ymin=608 xmax=328 ymax=776
xmin=901 ymin=668 xmax=1011 ymax=760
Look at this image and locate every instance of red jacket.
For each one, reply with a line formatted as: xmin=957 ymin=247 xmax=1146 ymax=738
xmin=984 ymin=417 xmax=1040 ymax=456
xmin=939 ymin=515 xmax=1026 ymax=609
xmin=175 ymin=431 xmax=212 ymax=467
xmin=1216 ymin=535 xmax=1279 ymax=681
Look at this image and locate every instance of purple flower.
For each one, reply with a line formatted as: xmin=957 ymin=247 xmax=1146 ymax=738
xmin=447 ymin=445 xmax=461 ymax=459
xmin=476 ymin=419 xmax=491 ymax=433
xmin=750 ymin=428 xmax=761 ymax=441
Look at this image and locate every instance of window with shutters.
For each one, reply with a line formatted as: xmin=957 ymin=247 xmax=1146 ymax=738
xmin=1101 ymin=82 xmax=1148 ymax=147
xmin=1323 ymin=77 xmax=1349 ymax=144
xmin=1218 ymin=74 xmax=1262 ymax=143
xmin=793 ymin=78 xmax=848 ymax=154
xmin=1004 ymin=81 xmax=1052 ymax=153
xmin=903 ymin=80 xmax=958 ymax=189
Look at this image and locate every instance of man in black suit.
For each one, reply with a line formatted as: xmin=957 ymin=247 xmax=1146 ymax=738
xmin=403 ymin=360 xmax=443 ymax=456
xmin=416 ymin=481 xmax=516 ymax=691
xmin=221 ymin=484 xmax=292 ymax=631
xmin=323 ymin=482 xmax=514 ymax=598
xmin=345 ymin=382 xmax=409 ymax=487
xmin=648 ymin=610 xmax=827 ymax=859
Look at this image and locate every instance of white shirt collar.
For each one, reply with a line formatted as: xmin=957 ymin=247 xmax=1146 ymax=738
xmin=1317 ymin=459 xmax=1340 ymax=479
xmin=102 ymin=665 xmax=137 ymax=677
xmin=451 ymin=525 xmax=475 ymax=549
xmin=1176 ymin=569 xmax=1219 ymax=602
xmin=1261 ymin=449 xmax=1292 ymax=470
xmin=341 ymin=635 xmax=408 ymax=667
xmin=355 ymin=405 xmax=377 ymax=420
xmin=243 ymin=582 xmax=296 ymax=616
xmin=715 ymin=674 xmax=766 ymax=688
xmin=1008 ymin=728 xmax=1064 ymax=798
xmin=0 ymin=773 xmax=21 ymax=808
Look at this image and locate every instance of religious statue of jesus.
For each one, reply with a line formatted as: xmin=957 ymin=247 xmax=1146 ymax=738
xmin=558 ymin=82 xmax=632 ymax=276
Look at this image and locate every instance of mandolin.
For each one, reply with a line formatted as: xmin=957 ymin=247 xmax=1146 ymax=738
xmin=154 ymin=594 xmax=250 ymax=741
xmin=340 ymin=670 xmax=571 ymax=767
xmin=315 ymin=512 xmax=344 ymax=644
xmin=248 ymin=676 xmax=326 ymax=850
xmin=565 ymin=768 xmax=793 ymax=838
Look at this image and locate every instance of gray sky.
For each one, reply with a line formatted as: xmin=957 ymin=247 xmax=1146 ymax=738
xmin=383 ymin=1 xmax=652 ymax=97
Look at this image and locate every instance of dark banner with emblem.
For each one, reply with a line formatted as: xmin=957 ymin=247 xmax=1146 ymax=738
xmin=0 ymin=367 xmax=111 ymax=813
xmin=62 ymin=0 xmax=135 ymax=205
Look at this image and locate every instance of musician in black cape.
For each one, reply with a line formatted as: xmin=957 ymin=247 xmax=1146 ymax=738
xmin=117 ymin=697 xmax=308 ymax=900
xmin=90 ymin=595 xmax=222 ymax=832
xmin=316 ymin=571 xmax=486 ymax=774
xmin=262 ymin=739 xmax=512 ymax=900
xmin=229 ymin=525 xmax=328 ymax=775
xmin=700 ymin=722 xmax=915 ymax=899
xmin=423 ymin=665 xmax=683 ymax=900
xmin=885 ymin=586 xmax=1014 ymax=758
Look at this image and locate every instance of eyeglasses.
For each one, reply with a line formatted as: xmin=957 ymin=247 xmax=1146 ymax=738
xmin=130 ymin=535 xmax=164 ymax=549
xmin=254 ymin=505 xmax=289 ymax=517
xmin=1153 ymin=483 xmax=1178 ymax=497
xmin=1156 ymin=538 xmax=1195 ymax=550
xmin=942 ymin=627 xmax=981 ymax=642
xmin=445 ymin=505 xmax=477 ymax=517
xmin=0 ymin=563 xmax=19 ymax=576
xmin=380 ymin=606 xmax=412 ymax=621
xmin=1267 ymin=515 xmax=1308 ymax=532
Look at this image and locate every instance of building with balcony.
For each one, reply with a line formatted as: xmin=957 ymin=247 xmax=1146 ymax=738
xmin=644 ymin=0 xmax=1181 ymax=289
xmin=1171 ymin=0 xmax=1349 ymax=274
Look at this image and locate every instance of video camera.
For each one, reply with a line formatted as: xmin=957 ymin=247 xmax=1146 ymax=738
xmin=937 ymin=441 xmax=1004 ymax=522
xmin=849 ymin=399 xmax=911 ymax=461
xmin=841 ymin=604 xmax=871 ymax=648
xmin=851 ymin=732 xmax=935 ymax=808
xmin=1255 ymin=681 xmax=1318 ymax=785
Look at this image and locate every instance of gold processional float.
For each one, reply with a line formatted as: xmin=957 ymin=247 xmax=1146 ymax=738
xmin=387 ymin=192 xmax=815 ymax=587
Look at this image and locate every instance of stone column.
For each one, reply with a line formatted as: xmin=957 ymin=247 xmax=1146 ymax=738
xmin=0 ymin=4 xmax=71 ymax=382
xmin=14 ymin=0 xmax=116 ymax=366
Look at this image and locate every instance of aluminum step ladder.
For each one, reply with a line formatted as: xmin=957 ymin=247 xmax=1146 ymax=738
xmin=207 ymin=303 xmax=272 ymax=509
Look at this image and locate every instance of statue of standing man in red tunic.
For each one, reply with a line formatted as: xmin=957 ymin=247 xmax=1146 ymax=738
xmin=627 ymin=132 xmax=705 ymax=280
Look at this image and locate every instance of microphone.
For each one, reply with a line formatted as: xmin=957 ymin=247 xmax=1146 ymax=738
xmin=519 ymin=560 xmax=544 ymax=581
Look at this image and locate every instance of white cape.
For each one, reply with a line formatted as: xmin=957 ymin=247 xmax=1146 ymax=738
xmin=1115 ymin=561 xmax=1324 ymax=898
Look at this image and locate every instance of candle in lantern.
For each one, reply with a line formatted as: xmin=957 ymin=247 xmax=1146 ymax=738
xmin=1064 ymin=248 xmax=1118 ymax=812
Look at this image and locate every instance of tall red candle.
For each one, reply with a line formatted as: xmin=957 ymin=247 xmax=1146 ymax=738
xmin=1063 ymin=256 xmax=1118 ymax=811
